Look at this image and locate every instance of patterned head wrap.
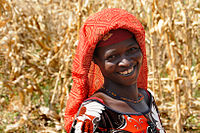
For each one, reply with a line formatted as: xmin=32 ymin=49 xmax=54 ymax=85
xmin=97 ymin=29 xmax=133 ymax=47
xmin=64 ymin=8 xmax=148 ymax=132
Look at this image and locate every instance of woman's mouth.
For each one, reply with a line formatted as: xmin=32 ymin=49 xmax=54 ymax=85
xmin=118 ymin=65 xmax=136 ymax=76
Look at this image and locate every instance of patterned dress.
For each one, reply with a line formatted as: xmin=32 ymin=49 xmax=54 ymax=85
xmin=70 ymin=90 xmax=165 ymax=133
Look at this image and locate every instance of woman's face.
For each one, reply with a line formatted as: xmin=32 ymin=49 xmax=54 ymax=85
xmin=94 ymin=37 xmax=143 ymax=86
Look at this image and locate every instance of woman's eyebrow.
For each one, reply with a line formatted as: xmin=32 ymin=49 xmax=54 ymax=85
xmin=104 ymin=49 xmax=117 ymax=57
xmin=127 ymin=42 xmax=138 ymax=47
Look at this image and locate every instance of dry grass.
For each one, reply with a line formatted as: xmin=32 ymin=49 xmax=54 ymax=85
xmin=0 ymin=0 xmax=199 ymax=132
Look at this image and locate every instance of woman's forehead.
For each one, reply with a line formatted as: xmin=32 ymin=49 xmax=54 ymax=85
xmin=96 ymin=38 xmax=139 ymax=53
xmin=97 ymin=29 xmax=134 ymax=48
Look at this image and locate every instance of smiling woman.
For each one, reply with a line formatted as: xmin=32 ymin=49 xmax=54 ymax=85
xmin=65 ymin=8 xmax=165 ymax=133
xmin=94 ymin=31 xmax=143 ymax=86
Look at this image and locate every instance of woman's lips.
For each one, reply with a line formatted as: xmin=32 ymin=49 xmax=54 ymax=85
xmin=117 ymin=65 xmax=136 ymax=76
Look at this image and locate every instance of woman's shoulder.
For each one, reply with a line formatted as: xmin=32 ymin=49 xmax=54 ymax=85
xmin=71 ymin=97 xmax=107 ymax=124
xmin=84 ymin=97 xmax=105 ymax=104
xmin=79 ymin=97 xmax=106 ymax=114
xmin=138 ymin=88 xmax=152 ymax=97
xmin=70 ymin=98 xmax=106 ymax=133
xmin=138 ymin=88 xmax=152 ymax=105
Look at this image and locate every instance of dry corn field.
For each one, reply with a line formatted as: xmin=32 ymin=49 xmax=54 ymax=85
xmin=0 ymin=0 xmax=199 ymax=132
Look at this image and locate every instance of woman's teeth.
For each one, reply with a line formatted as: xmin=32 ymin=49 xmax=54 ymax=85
xmin=119 ymin=67 xmax=134 ymax=75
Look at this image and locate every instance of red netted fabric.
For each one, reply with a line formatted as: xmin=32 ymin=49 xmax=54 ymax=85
xmin=64 ymin=8 xmax=148 ymax=132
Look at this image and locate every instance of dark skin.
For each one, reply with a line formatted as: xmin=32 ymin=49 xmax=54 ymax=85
xmin=93 ymin=37 xmax=149 ymax=113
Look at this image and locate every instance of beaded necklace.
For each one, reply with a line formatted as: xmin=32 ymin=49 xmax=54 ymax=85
xmin=102 ymin=87 xmax=144 ymax=104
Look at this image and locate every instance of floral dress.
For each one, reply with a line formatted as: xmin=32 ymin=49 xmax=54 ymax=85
xmin=70 ymin=90 xmax=165 ymax=133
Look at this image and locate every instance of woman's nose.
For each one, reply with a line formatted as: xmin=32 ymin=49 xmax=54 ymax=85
xmin=118 ymin=58 xmax=131 ymax=67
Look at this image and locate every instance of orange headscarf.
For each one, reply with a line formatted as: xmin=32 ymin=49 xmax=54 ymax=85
xmin=64 ymin=8 xmax=148 ymax=132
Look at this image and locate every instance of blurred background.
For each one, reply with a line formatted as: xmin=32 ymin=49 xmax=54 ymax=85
xmin=0 ymin=0 xmax=199 ymax=132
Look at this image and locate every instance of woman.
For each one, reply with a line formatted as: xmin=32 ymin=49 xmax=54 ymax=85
xmin=65 ymin=8 xmax=165 ymax=133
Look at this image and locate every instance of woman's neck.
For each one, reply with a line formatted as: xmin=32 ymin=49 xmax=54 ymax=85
xmin=103 ymin=79 xmax=139 ymax=100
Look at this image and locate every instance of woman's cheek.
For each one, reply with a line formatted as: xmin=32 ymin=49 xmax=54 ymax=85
xmin=105 ymin=62 xmax=115 ymax=72
xmin=133 ymin=51 xmax=143 ymax=62
xmin=139 ymin=53 xmax=143 ymax=62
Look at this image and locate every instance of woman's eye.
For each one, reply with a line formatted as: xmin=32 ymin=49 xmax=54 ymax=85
xmin=127 ymin=47 xmax=138 ymax=53
xmin=106 ymin=55 xmax=117 ymax=60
